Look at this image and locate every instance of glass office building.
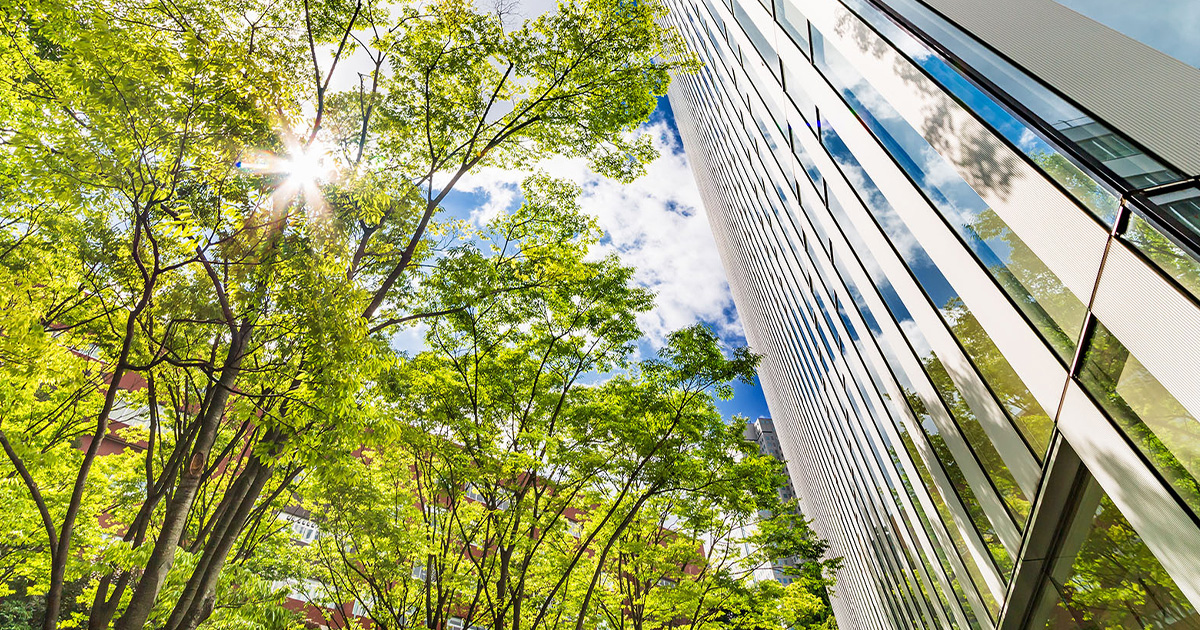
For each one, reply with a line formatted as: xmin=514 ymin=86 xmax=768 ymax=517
xmin=662 ymin=0 xmax=1200 ymax=627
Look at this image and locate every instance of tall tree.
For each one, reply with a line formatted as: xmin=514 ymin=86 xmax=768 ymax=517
xmin=0 ymin=0 xmax=694 ymax=627
xmin=299 ymin=180 xmax=837 ymax=630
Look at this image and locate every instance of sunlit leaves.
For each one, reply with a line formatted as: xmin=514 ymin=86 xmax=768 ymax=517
xmin=0 ymin=0 xmax=728 ymax=626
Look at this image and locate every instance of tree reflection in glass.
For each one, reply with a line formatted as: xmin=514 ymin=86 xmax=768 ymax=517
xmin=1124 ymin=212 xmax=1200 ymax=303
xmin=1078 ymin=320 xmax=1200 ymax=519
xmin=1041 ymin=480 xmax=1200 ymax=629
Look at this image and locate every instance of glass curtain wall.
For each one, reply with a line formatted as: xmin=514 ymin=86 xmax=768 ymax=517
xmin=662 ymin=0 xmax=1200 ymax=627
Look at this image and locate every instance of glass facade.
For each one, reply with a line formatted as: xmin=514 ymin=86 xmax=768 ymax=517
xmin=663 ymin=0 xmax=1200 ymax=627
xmin=1032 ymin=477 xmax=1200 ymax=629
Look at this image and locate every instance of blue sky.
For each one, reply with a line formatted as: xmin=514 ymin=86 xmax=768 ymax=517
xmin=428 ymin=95 xmax=772 ymax=425
xmin=647 ymin=97 xmax=770 ymax=422
xmin=717 ymin=374 xmax=771 ymax=422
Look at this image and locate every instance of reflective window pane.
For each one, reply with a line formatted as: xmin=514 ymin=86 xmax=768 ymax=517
xmin=816 ymin=29 xmax=1060 ymax=453
xmin=1039 ymin=480 xmax=1200 ymax=629
xmin=1056 ymin=119 xmax=1182 ymax=190
xmin=862 ymin=0 xmax=1183 ymax=195
xmin=734 ymin=1 xmax=778 ymax=72
xmin=837 ymin=0 xmax=1123 ymax=223
xmin=836 ymin=254 xmax=1001 ymax=618
xmin=1124 ymin=211 xmax=1200 ymax=302
xmin=774 ymin=0 xmax=809 ymax=55
xmin=1149 ymin=187 xmax=1200 ymax=247
xmin=811 ymin=29 xmax=1086 ymax=369
xmin=820 ymin=119 xmax=1034 ymax=530
xmin=829 ymin=237 xmax=1018 ymax=576
xmin=1078 ymin=320 xmax=1200 ymax=519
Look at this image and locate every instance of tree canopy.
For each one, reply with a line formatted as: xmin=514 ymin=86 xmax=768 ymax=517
xmin=0 ymin=0 xmax=837 ymax=628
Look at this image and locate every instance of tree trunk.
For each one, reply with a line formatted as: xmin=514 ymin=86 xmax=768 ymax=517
xmin=574 ymin=492 xmax=654 ymax=630
xmin=89 ymin=435 xmax=190 ymax=630
xmin=114 ymin=322 xmax=251 ymax=630
xmin=163 ymin=460 xmax=260 ymax=625
xmin=496 ymin=545 xmax=511 ymax=630
xmin=164 ymin=456 xmax=275 ymax=630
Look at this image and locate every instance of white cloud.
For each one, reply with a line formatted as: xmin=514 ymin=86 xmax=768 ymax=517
xmin=898 ymin=317 xmax=933 ymax=361
xmin=469 ymin=180 xmax=521 ymax=227
xmin=456 ymin=117 xmax=743 ymax=347
xmin=389 ymin=321 xmax=430 ymax=356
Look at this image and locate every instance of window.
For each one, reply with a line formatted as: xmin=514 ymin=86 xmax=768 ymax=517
xmin=464 ymin=484 xmax=485 ymax=503
xmin=1063 ymin=124 xmax=1138 ymax=161
xmin=811 ymin=25 xmax=1085 ymax=369
xmin=425 ymin=505 xmax=449 ymax=533
xmin=1078 ymin=320 xmax=1200 ymax=518
xmin=834 ymin=253 xmax=1006 ymax=615
xmin=289 ymin=579 xmax=329 ymax=605
xmin=734 ymin=1 xmax=779 ymax=73
xmin=462 ymin=486 xmax=510 ymax=511
xmin=1030 ymin=475 xmax=1199 ymax=628
xmin=1124 ymin=209 xmax=1200 ymax=301
xmin=1125 ymin=169 xmax=1180 ymax=190
xmin=821 ymin=117 xmax=1036 ymax=531
xmin=774 ymin=0 xmax=808 ymax=55
xmin=839 ymin=0 xmax=1125 ymax=223
xmin=1150 ymin=187 xmax=1200 ymax=241
xmin=1059 ymin=120 xmax=1182 ymax=189
xmin=285 ymin=514 xmax=319 ymax=543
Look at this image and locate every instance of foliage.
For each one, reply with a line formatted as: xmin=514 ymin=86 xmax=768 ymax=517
xmin=0 ymin=0 xmax=712 ymax=627
xmin=0 ymin=0 xmax=837 ymax=629
xmin=1046 ymin=492 xmax=1199 ymax=627
xmin=297 ymin=184 xmax=837 ymax=630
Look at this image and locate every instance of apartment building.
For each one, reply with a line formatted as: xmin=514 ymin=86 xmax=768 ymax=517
xmin=663 ymin=0 xmax=1200 ymax=627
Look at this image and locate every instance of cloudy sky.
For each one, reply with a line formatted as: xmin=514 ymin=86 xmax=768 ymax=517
xmin=434 ymin=97 xmax=771 ymax=421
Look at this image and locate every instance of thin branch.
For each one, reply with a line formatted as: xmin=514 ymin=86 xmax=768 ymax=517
xmin=0 ymin=431 xmax=59 ymax=558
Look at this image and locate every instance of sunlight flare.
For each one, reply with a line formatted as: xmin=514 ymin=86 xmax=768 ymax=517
xmin=238 ymin=140 xmax=336 ymax=218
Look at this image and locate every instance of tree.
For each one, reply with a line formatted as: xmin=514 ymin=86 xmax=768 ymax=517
xmin=298 ymin=183 xmax=838 ymax=630
xmin=596 ymin=472 xmax=839 ymax=630
xmin=0 ymin=0 xmax=695 ymax=628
